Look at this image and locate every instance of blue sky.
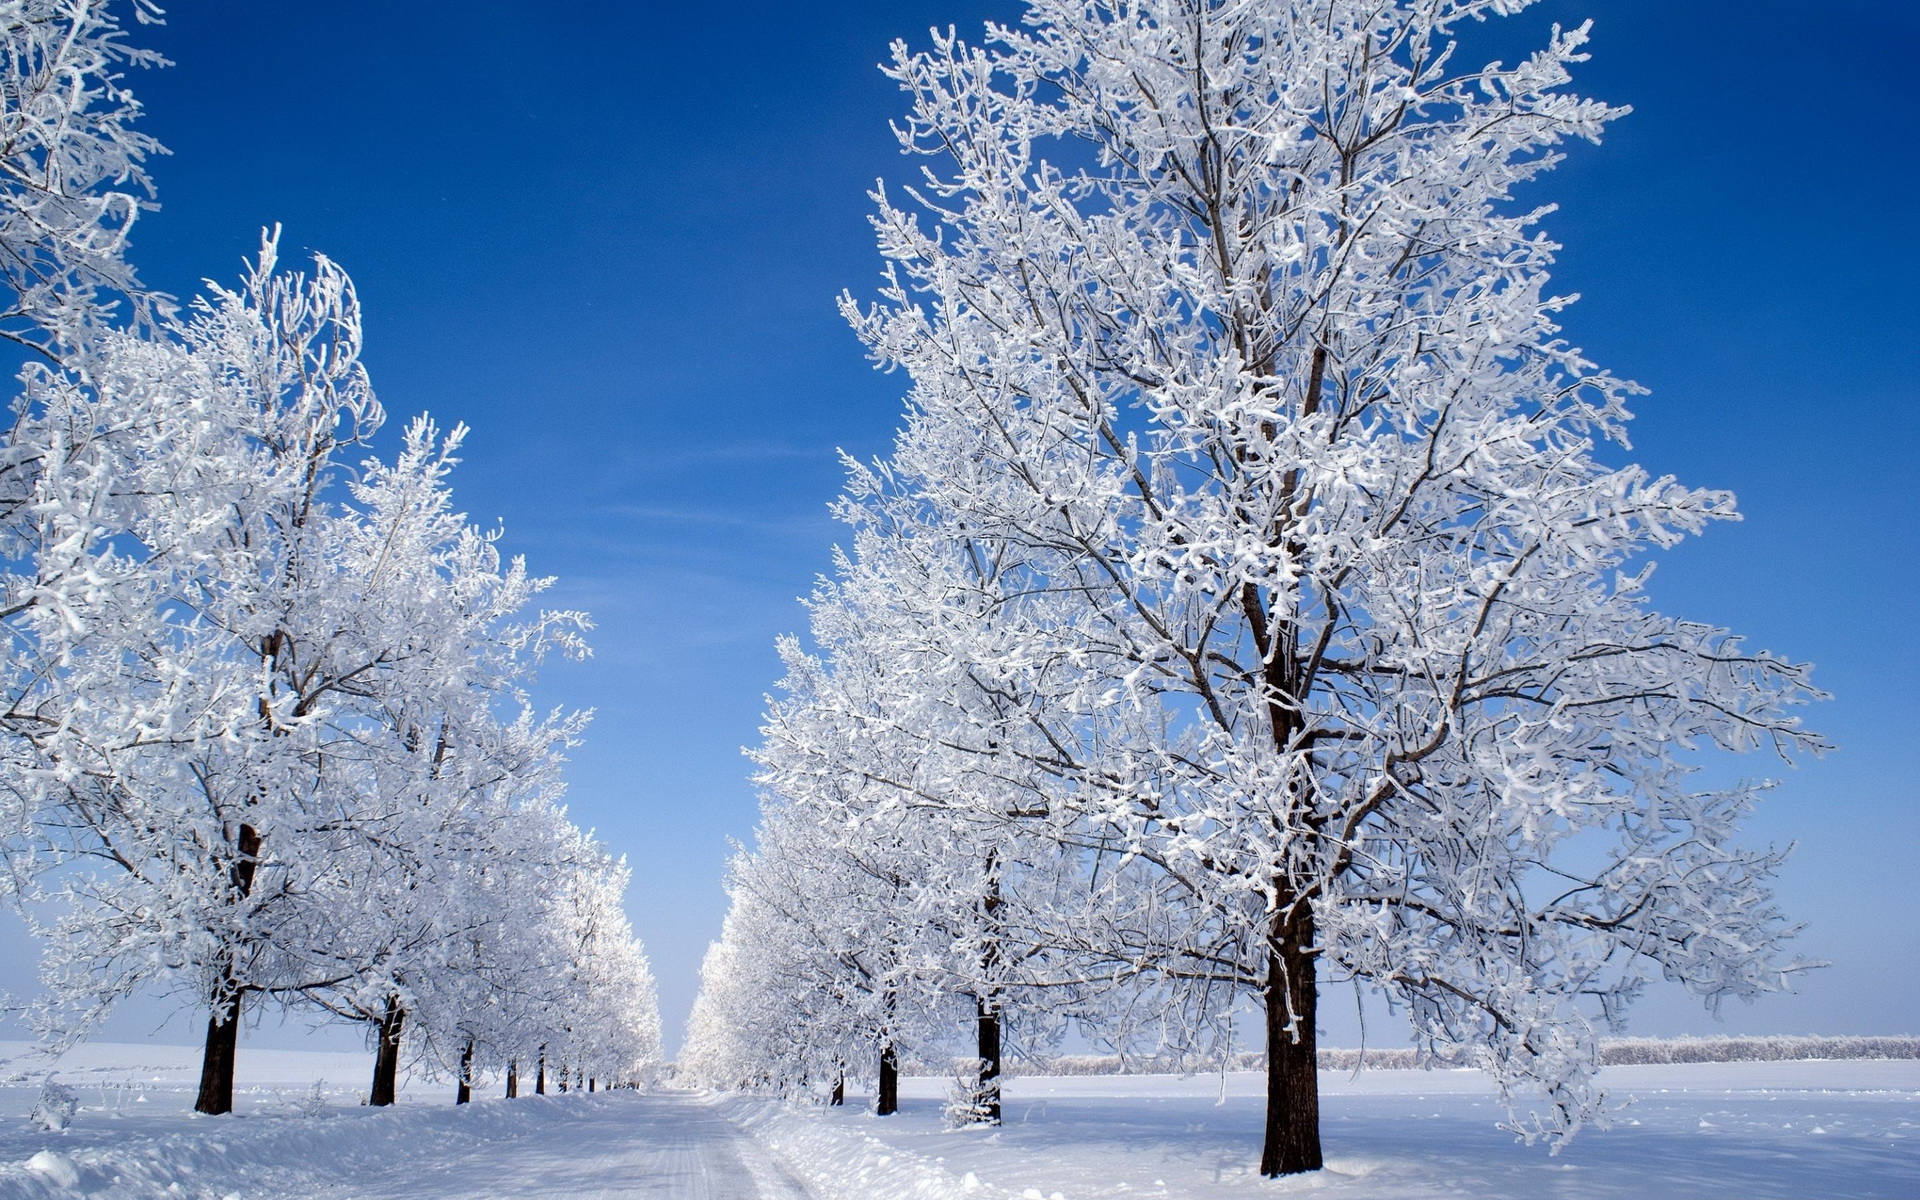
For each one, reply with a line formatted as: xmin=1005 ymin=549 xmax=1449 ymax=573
xmin=4 ymin=0 xmax=1914 ymax=1055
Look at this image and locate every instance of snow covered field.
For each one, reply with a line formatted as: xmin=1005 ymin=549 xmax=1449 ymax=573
xmin=739 ymin=1062 xmax=1920 ymax=1199
xmin=0 ymin=1041 xmax=803 ymax=1199
xmin=1 ymin=1044 xmax=1914 ymax=1198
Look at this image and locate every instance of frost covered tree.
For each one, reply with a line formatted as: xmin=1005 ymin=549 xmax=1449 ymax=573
xmin=826 ymin=0 xmax=1826 ymax=1175
xmin=432 ymin=813 xmax=659 ymax=1101
xmin=273 ymin=416 xmax=594 ymax=1106
xmin=686 ymin=789 xmax=958 ymax=1114
xmin=1 ymin=237 xmax=653 ymax=1114
xmin=745 ymin=621 xmax=1005 ymax=1114
xmin=346 ymin=788 xmax=660 ymax=1106
xmin=0 ymin=2 xmax=658 ymax=1117
xmin=707 ymin=512 xmax=1163 ymax=1121
xmin=21 ymin=240 xmax=424 ymax=1113
xmin=507 ymin=822 xmax=662 ymax=1095
xmin=7 ymin=241 xmax=389 ymax=1117
xmin=0 ymin=0 xmax=165 ymax=833
xmin=0 ymin=0 xmax=163 ymax=357
xmin=555 ymin=849 xmax=663 ymax=1090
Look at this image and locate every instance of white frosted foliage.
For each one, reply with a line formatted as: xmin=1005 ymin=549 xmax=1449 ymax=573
xmin=692 ymin=0 xmax=1827 ymax=1173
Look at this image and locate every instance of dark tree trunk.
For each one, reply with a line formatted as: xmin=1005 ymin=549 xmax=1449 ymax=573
xmin=1259 ymin=906 xmax=1322 ymax=1177
xmin=456 ymin=1039 xmax=474 ymax=1105
xmin=195 ymin=822 xmax=261 ymax=1117
xmin=1236 ymin=392 xmax=1334 ymax=1177
xmin=506 ymin=1059 xmax=519 ymax=1098
xmin=535 ymin=1048 xmax=546 ymax=1095
xmin=829 ymin=1070 xmax=844 ymax=1106
xmin=588 ymin=1077 xmax=595 ymax=1093
xmin=369 ymin=995 xmax=406 ymax=1107
xmin=876 ymin=1042 xmax=899 ymax=1116
xmin=975 ymin=996 xmax=1003 ymax=1125
xmin=194 ymin=983 xmax=244 ymax=1116
xmin=972 ymin=848 xmax=1006 ymax=1127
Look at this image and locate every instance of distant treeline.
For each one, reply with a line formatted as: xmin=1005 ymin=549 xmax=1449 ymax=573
xmin=999 ymin=1036 xmax=1920 ymax=1076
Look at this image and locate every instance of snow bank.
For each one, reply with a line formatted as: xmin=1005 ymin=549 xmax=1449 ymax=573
xmin=0 ymin=1093 xmax=585 ymax=1199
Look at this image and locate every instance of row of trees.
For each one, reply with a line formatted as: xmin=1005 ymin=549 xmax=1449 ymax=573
xmin=685 ymin=0 xmax=1824 ymax=1178
xmin=0 ymin=0 xmax=659 ymax=1110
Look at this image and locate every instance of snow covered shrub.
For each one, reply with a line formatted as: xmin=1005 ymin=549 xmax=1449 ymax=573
xmin=29 ymin=1076 xmax=78 ymax=1131
xmin=943 ymin=1059 xmax=998 ymax=1129
xmin=298 ymin=1079 xmax=331 ymax=1117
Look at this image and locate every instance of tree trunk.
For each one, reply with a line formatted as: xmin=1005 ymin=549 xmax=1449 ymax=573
xmin=1259 ymin=906 xmax=1322 ymax=1177
xmin=588 ymin=1077 xmax=596 ymax=1093
xmin=975 ymin=995 xmax=1003 ymax=1125
xmin=456 ymin=1039 xmax=474 ymax=1105
xmin=829 ymin=1070 xmax=844 ymax=1106
xmin=876 ymin=1042 xmax=898 ymax=1116
xmin=194 ymin=983 xmax=244 ymax=1116
xmin=195 ymin=822 xmax=262 ymax=1117
xmin=974 ymin=850 xmax=1005 ymax=1126
xmin=506 ymin=1059 xmax=519 ymax=1098
xmin=369 ymin=995 xmax=406 ymax=1107
xmin=535 ymin=1048 xmax=546 ymax=1095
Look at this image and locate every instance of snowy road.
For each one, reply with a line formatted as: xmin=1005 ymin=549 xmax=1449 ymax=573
xmin=322 ymin=1092 xmax=814 ymax=1200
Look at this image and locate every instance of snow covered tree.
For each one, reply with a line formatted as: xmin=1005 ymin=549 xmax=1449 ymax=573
xmin=685 ymin=788 xmax=958 ymax=1113
xmin=687 ymin=789 xmax=904 ymax=1101
xmin=0 ymin=0 xmax=164 ymax=357
xmin=722 ymin=508 xmax=1166 ymax=1121
xmin=0 ymin=5 xmax=658 ymax=1116
xmin=511 ymin=822 xmax=661 ymax=1094
xmin=831 ymin=0 xmax=1827 ymax=1175
xmin=385 ymin=799 xmax=660 ymax=1104
xmin=272 ymin=415 xmax=594 ymax=1106
xmin=2 ymin=235 xmax=655 ymax=1114
xmin=0 ymin=0 xmax=166 ymax=845
xmin=7 ymin=240 xmax=389 ymax=1116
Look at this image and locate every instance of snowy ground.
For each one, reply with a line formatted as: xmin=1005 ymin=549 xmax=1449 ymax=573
xmin=738 ymin=1061 xmax=1920 ymax=1198
xmin=1 ymin=1044 xmax=1915 ymax=1198
xmin=0 ymin=1041 xmax=805 ymax=1199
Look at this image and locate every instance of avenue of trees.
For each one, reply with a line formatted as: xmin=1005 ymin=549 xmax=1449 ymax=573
xmin=0 ymin=0 xmax=1826 ymax=1177
xmin=683 ymin=0 xmax=1825 ymax=1177
xmin=0 ymin=0 xmax=659 ymax=1111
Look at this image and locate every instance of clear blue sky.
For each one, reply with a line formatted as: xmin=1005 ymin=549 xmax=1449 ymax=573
xmin=4 ymin=0 xmax=1914 ymax=1055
